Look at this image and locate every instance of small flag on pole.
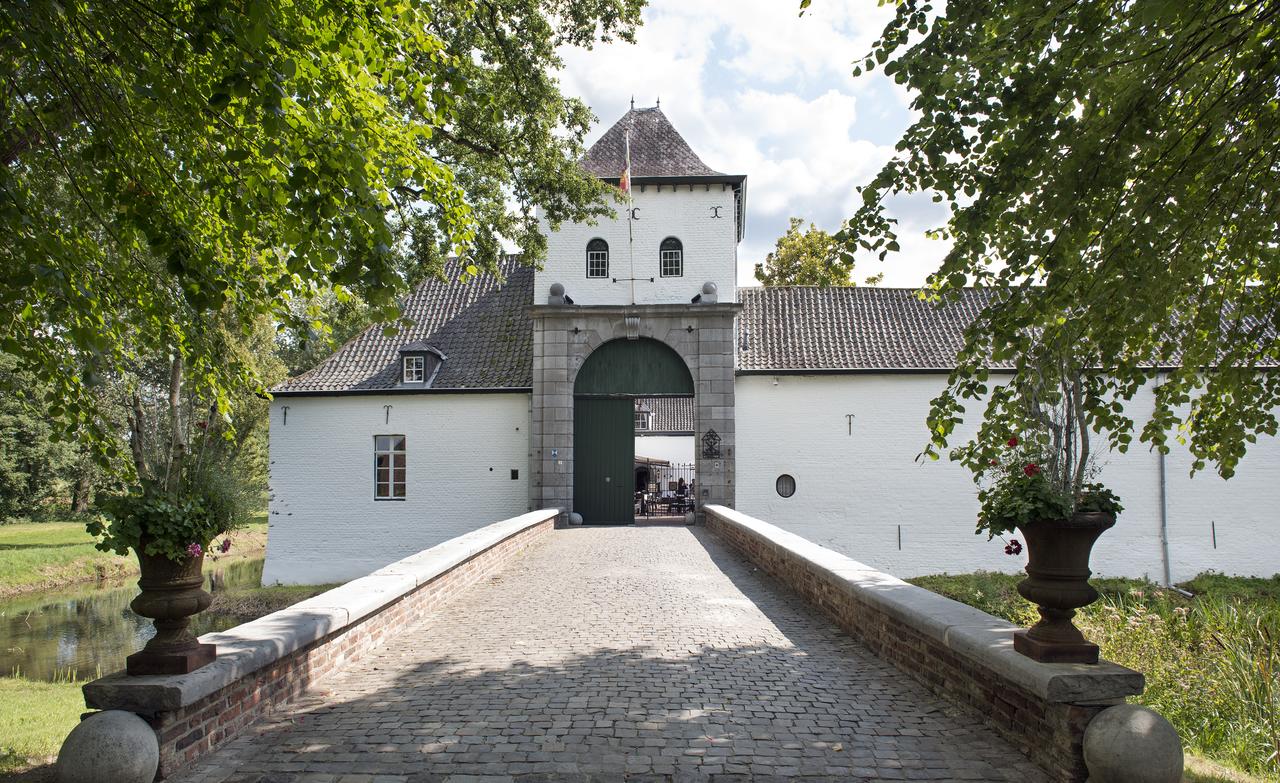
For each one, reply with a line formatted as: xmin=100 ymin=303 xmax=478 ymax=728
xmin=619 ymin=129 xmax=631 ymax=195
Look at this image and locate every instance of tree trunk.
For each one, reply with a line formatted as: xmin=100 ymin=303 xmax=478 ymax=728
xmin=72 ymin=471 xmax=92 ymax=513
xmin=163 ymin=355 xmax=186 ymax=493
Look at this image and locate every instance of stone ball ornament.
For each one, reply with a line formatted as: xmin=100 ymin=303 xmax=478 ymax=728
xmin=550 ymin=282 xmax=565 ymax=297
xmin=1083 ymin=704 xmax=1183 ymax=783
xmin=568 ymin=512 xmax=583 ymax=526
xmin=56 ymin=710 xmax=159 ymax=783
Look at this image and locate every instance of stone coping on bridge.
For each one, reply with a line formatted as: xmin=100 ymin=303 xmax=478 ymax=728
xmin=703 ymin=504 xmax=1144 ymax=782
xmin=80 ymin=508 xmax=558 ymax=776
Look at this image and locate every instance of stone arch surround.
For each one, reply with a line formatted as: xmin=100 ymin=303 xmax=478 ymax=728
xmin=528 ymin=303 xmax=741 ymax=521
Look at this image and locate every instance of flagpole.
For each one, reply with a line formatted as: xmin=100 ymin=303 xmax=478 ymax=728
xmin=626 ymin=128 xmax=635 ymax=306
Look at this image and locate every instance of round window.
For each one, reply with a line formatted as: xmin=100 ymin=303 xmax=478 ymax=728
xmin=776 ymin=474 xmax=796 ymax=498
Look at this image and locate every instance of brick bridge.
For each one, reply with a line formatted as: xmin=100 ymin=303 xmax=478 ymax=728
xmin=83 ymin=508 xmax=1146 ymax=782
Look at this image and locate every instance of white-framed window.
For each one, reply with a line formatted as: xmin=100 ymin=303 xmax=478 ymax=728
xmin=634 ymin=410 xmax=650 ymax=431
xmin=587 ymin=238 xmax=609 ymax=278
xmin=403 ymin=355 xmax=425 ymax=383
xmin=660 ymin=237 xmax=683 ymax=278
xmin=374 ymin=435 xmax=406 ymax=500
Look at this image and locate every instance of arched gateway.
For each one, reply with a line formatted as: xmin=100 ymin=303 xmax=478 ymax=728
xmin=573 ymin=338 xmax=693 ymax=524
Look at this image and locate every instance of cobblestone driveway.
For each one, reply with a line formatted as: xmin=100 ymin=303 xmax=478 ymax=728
xmin=176 ymin=525 xmax=1047 ymax=782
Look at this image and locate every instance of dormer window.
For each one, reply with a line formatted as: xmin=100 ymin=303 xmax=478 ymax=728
xmin=403 ymin=355 xmax=425 ymax=383
xmin=587 ymin=238 xmax=609 ymax=278
xmin=635 ymin=409 xmax=651 ymax=431
xmin=397 ymin=342 xmax=446 ymax=387
xmin=660 ymin=237 xmax=683 ymax=278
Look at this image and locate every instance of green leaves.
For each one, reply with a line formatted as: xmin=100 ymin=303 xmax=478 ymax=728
xmin=756 ymin=217 xmax=863 ymax=287
xmin=837 ymin=0 xmax=1280 ymax=484
xmin=1 ymin=0 xmax=638 ymax=475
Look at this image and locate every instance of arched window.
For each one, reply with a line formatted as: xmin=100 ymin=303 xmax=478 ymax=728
xmin=660 ymin=237 xmax=683 ymax=278
xmin=586 ymin=238 xmax=609 ymax=278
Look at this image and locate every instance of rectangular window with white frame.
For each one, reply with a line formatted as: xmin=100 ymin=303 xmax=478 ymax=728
xmin=374 ymin=435 xmax=406 ymax=500
xmin=660 ymin=248 xmax=683 ymax=277
xmin=634 ymin=410 xmax=650 ymax=430
xmin=587 ymin=249 xmax=608 ymax=278
xmin=403 ymin=356 xmax=425 ymax=383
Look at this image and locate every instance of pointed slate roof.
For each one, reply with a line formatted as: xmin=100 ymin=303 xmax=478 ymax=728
xmin=583 ymin=106 xmax=725 ymax=179
xmin=273 ymin=257 xmax=533 ymax=394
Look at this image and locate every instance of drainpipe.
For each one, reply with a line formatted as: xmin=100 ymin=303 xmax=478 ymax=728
xmin=1158 ymin=445 xmax=1171 ymax=586
xmin=1156 ymin=372 xmax=1172 ymax=586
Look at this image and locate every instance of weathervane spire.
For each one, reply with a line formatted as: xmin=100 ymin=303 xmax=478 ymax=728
xmin=630 ymin=95 xmax=634 ymax=111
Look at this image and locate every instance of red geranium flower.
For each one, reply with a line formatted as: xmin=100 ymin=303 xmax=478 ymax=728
xmin=1007 ymin=437 xmax=1019 ymax=447
xmin=1023 ymin=463 xmax=1041 ymax=477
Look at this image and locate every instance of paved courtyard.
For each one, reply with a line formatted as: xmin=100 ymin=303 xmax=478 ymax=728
xmin=175 ymin=525 xmax=1047 ymax=782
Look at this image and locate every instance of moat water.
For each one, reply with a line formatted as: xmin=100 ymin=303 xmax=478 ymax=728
xmin=0 ymin=558 xmax=263 ymax=681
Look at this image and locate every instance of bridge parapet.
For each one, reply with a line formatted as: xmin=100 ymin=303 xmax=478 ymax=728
xmin=80 ymin=509 xmax=559 ymax=778
xmin=703 ymin=505 xmax=1145 ymax=783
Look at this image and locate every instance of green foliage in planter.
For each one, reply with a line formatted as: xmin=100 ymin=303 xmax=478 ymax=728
xmin=89 ymin=482 xmax=246 ymax=563
xmin=978 ymin=470 xmax=1071 ymax=538
xmin=975 ymin=437 xmax=1124 ymax=537
xmin=1076 ymin=483 xmax=1124 ymax=515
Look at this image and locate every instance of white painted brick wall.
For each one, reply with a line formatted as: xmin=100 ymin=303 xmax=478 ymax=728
xmin=735 ymin=374 xmax=1280 ymax=581
xmin=264 ymin=393 xmax=531 ymax=584
xmin=536 ymin=186 xmax=738 ymax=306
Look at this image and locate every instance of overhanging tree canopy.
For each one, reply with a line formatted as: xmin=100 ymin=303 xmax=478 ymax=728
xmin=834 ymin=0 xmax=1280 ymax=478
xmin=1 ymin=0 xmax=640 ymax=465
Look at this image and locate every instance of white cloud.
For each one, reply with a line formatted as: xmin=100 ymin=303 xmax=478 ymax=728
xmin=556 ymin=0 xmax=946 ymax=288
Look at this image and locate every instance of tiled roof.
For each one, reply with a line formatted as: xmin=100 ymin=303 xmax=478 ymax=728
xmin=635 ymin=397 xmax=694 ymax=434
xmin=737 ymin=286 xmax=1003 ymax=372
xmin=273 ymin=257 xmax=533 ymax=393
xmin=583 ymin=107 xmax=723 ymax=179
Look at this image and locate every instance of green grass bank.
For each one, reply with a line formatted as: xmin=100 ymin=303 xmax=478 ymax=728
xmin=910 ymin=571 xmax=1280 ymax=782
xmin=0 ymin=513 xmax=269 ymax=599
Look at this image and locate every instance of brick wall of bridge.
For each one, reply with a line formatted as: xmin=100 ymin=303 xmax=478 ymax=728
xmin=704 ymin=505 xmax=1146 ymax=783
xmin=84 ymin=511 xmax=557 ymax=778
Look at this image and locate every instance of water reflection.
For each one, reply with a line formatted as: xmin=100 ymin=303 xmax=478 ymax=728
xmin=0 ymin=559 xmax=264 ymax=681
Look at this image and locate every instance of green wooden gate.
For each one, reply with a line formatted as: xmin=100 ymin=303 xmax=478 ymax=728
xmin=573 ymin=398 xmax=635 ymax=524
xmin=573 ymin=338 xmax=694 ymax=525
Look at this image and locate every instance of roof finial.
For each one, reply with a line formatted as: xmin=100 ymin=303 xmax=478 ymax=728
xmin=630 ymin=95 xmax=635 ymax=111
xmin=656 ymin=96 xmax=660 ymax=108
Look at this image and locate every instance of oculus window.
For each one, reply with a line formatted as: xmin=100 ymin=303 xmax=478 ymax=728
xmin=775 ymin=474 xmax=796 ymax=498
xmin=586 ymin=238 xmax=609 ymax=278
xmin=660 ymin=237 xmax=683 ymax=278
xmin=375 ymin=435 xmax=407 ymax=500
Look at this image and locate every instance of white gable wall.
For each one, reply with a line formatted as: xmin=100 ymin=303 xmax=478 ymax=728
xmin=735 ymin=373 xmax=1280 ymax=581
xmin=535 ymin=186 xmax=738 ymax=306
xmin=264 ymin=393 xmax=531 ymax=584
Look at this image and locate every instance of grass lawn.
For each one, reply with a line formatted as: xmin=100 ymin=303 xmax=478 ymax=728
xmin=0 ymin=578 xmax=336 ymax=780
xmin=0 ymin=677 xmax=89 ymax=776
xmin=910 ymin=571 xmax=1280 ymax=782
xmin=0 ymin=512 xmax=269 ymax=599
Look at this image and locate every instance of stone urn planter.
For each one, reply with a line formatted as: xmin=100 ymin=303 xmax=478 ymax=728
xmin=1013 ymin=511 xmax=1116 ymax=664
xmin=127 ymin=537 xmax=216 ymax=676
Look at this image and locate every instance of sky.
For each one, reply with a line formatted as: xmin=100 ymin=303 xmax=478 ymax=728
xmin=556 ymin=0 xmax=951 ymax=289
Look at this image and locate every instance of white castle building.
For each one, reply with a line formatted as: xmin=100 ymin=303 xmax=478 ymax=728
xmin=264 ymin=106 xmax=1280 ymax=586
